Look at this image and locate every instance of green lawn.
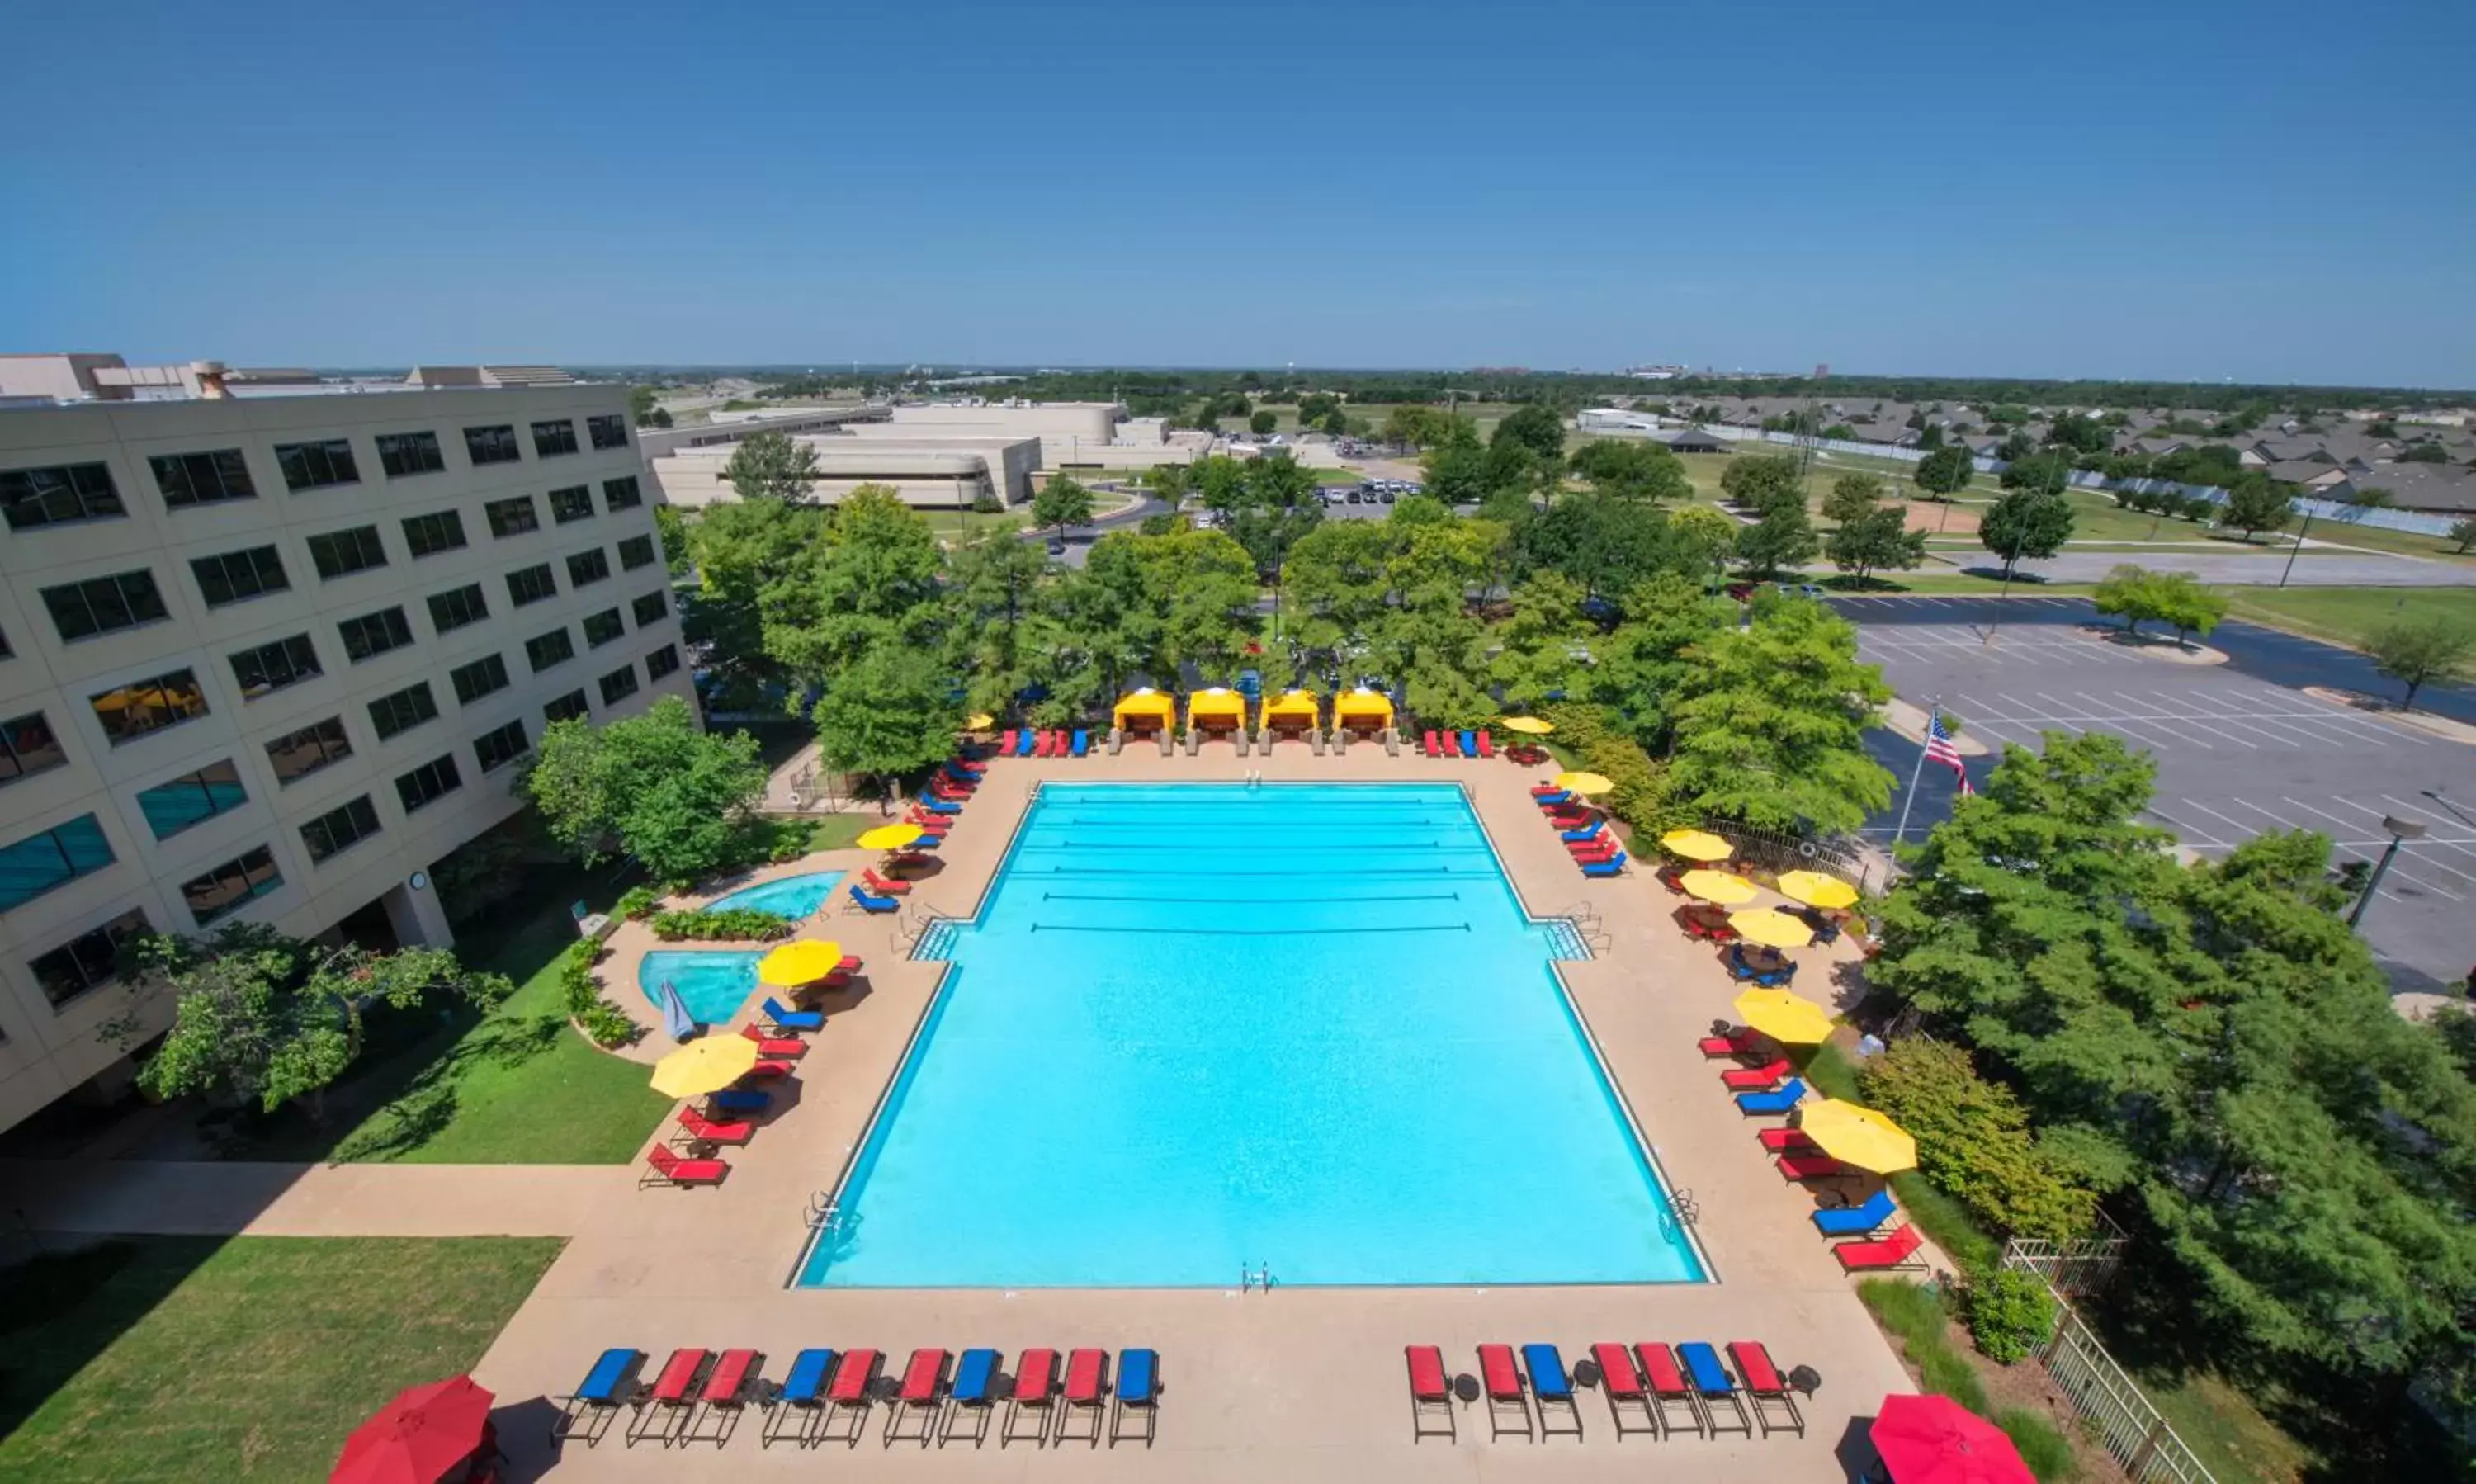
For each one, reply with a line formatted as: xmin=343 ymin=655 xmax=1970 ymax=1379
xmin=2220 ymin=585 xmax=2476 ymax=650
xmin=0 ymin=1236 xmax=561 ymax=1482
xmin=791 ymin=813 xmax=881 ymax=852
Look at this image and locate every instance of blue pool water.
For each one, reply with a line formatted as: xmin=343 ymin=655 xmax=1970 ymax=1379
xmin=800 ymin=782 xmax=1704 ymax=1288
xmin=706 ymin=869 xmax=845 ymax=918
xmin=639 ymin=949 xmax=762 ymax=1027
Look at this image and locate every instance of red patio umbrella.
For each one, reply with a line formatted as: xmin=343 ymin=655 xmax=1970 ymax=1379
xmin=1871 ymin=1394 xmax=2034 ymax=1484
xmin=330 ymin=1374 xmax=496 ymax=1484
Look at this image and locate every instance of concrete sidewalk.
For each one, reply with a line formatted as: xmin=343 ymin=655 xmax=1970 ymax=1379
xmin=0 ymin=1158 xmax=626 ymax=1237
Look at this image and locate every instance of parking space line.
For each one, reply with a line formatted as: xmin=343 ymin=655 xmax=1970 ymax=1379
xmin=2102 ymin=692 xmax=2259 ymax=749
xmin=2370 ymin=795 xmax=2476 ymax=873
xmin=2144 ymin=802 xmax=2234 ymax=849
xmin=2075 ymin=692 xmax=2224 ymax=749
xmin=2228 ymin=797 xmax=2464 ymax=899
xmin=1992 ymin=692 xmax=2085 ymax=735
xmin=2273 ymin=797 xmax=2476 ymax=884
xmin=2161 ymin=692 xmax=2328 ymax=747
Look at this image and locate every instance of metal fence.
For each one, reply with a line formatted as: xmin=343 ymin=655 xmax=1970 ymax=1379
xmin=2035 ymin=1305 xmax=2219 ymax=1484
xmin=1697 ymin=819 xmax=1878 ymax=894
xmin=2000 ymin=1231 xmax=2129 ymax=1302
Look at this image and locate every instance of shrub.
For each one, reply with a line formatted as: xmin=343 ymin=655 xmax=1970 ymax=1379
xmin=1578 ymin=734 xmax=1664 ymax=833
xmin=612 ymin=886 xmax=659 ymax=921
xmin=971 ymin=490 xmax=1004 ymax=514
xmin=1996 ymin=1408 xmax=2079 ymax=1482
xmin=1963 ymin=1269 xmax=2058 ymax=1363
xmin=1859 ymin=1038 xmax=2097 ymax=1242
xmin=579 ymin=1000 xmax=640 ymax=1048
xmin=649 ymin=907 xmax=794 ymax=942
xmin=558 ymin=952 xmax=602 ymax=1017
xmin=768 ymin=832 xmax=810 ymax=863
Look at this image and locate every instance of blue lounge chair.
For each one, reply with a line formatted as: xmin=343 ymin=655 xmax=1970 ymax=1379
xmin=1521 ymin=1344 xmax=1582 ymax=1439
xmin=848 ymin=884 xmax=901 ymax=915
xmin=763 ymin=1347 xmax=837 ymax=1448
xmin=919 ymin=797 xmax=963 ymax=815
xmin=1560 ymin=819 xmax=1603 ymax=843
xmin=1736 ymin=1076 xmax=1807 ymax=1116
xmin=553 ymin=1347 xmax=645 ymax=1446
xmin=1110 ymin=1348 xmax=1159 ymax=1446
xmin=943 ymin=1347 xmax=1002 ymax=1445
xmin=1676 ymin=1344 xmax=1752 ymax=1437
xmin=1015 ymin=730 xmax=1037 ymax=757
xmin=1581 ymin=848 xmax=1628 ymax=877
xmin=1071 ymin=729 xmax=1089 ymax=757
xmin=759 ymin=995 xmax=823 ymax=1033
xmin=709 ymin=1088 xmax=772 ymax=1116
xmin=1812 ymin=1189 xmax=1897 ymax=1237
xmin=1457 ymin=730 xmax=1477 ymax=758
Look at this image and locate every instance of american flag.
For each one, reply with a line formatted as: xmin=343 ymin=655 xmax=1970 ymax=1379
xmin=1925 ymin=715 xmax=1975 ymax=796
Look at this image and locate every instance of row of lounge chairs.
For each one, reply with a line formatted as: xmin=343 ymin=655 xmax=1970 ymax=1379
xmin=1420 ymin=728 xmax=1495 ymax=758
xmin=640 ymin=953 xmax=859 ymax=1188
xmin=1709 ymin=1037 xmax=1930 ymax=1273
xmin=1534 ymin=783 xmax=1629 ymax=877
xmin=851 ymin=753 xmax=983 ymax=914
xmin=1407 ymin=1340 xmax=1803 ymax=1443
xmin=554 ymin=1345 xmax=1160 ymax=1451
xmin=999 ymin=729 xmax=1090 ymax=759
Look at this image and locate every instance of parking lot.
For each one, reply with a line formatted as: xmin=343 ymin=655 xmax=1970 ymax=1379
xmin=1843 ymin=596 xmax=2476 ymax=994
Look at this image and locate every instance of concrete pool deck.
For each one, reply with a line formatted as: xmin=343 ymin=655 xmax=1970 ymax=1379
xmin=474 ymin=747 xmax=1920 ymax=1481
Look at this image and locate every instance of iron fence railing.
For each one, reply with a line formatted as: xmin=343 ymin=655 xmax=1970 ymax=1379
xmin=1697 ymin=820 xmax=1878 ymax=895
xmin=2034 ymin=1304 xmax=2218 ymax=1484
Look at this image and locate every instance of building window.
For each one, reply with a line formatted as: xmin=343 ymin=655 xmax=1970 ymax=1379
xmin=645 ymin=643 xmax=682 ymax=681
xmin=28 ymin=908 xmax=149 ymax=1009
xmin=565 ymin=548 xmax=611 ymax=588
xmin=180 ymin=845 xmax=282 ymax=926
xmin=474 ymin=718 xmax=529 ymax=773
xmin=464 ymin=424 xmax=522 ymax=466
xmin=484 ymin=495 xmax=540 ymax=537
xmin=602 ymin=475 xmax=643 ymax=510
xmin=266 ymin=717 xmax=352 ymax=785
xmin=524 ymin=627 xmax=575 ymax=673
xmin=548 ymin=485 xmax=593 ymax=524
xmin=402 ymin=509 xmax=468 ymax=558
xmin=631 ymin=589 xmax=669 ymax=626
xmin=230 ymin=634 xmax=322 ymax=699
xmin=275 ymin=438 xmax=360 ymax=491
xmin=300 ymin=795 xmax=382 ymax=863
xmin=426 ymin=583 xmax=489 ymax=635
xmin=532 ymin=419 xmax=579 ymax=458
xmin=506 ymin=563 xmax=557 ymax=607
xmin=91 ymin=669 xmax=207 ymax=746
xmin=588 ymin=415 xmax=630 ymax=451
xmin=136 ymin=759 xmax=248 ymax=840
xmin=150 ymin=450 xmax=257 ymax=508
xmin=338 ymin=607 xmax=414 ymax=663
xmin=0 ymin=815 xmax=116 ymax=914
xmin=42 ymin=570 xmax=169 ymax=642
xmin=2 ymin=461 xmax=125 ymax=530
xmin=376 ymin=430 xmax=446 ymax=478
xmin=191 ymin=546 xmax=291 ymax=607
xmin=2 ymin=712 xmax=68 ymax=786
xmin=305 ymin=525 xmax=389 ymax=580
xmin=395 ymin=754 xmax=462 ymax=814
xmin=582 ymin=607 xmax=625 ymax=648
xmin=449 ymin=653 xmax=511 ymax=704
xmin=545 ymin=690 xmax=589 ymax=725
xmin=598 ymin=663 xmax=640 ymax=707
xmin=368 ymin=682 xmax=439 ymax=741
xmin=617 ymin=534 xmax=656 ymax=570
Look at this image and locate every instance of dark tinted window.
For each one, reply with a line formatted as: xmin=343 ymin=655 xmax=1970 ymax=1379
xmin=338 ymin=607 xmax=414 ymax=663
xmin=1 ymin=712 xmax=68 ymax=786
xmin=582 ymin=607 xmax=625 ymax=648
xmin=394 ymin=754 xmax=462 ymax=814
xmin=588 ymin=415 xmax=630 ymax=451
xmin=601 ymin=475 xmax=643 ymax=509
xmin=91 ymin=669 xmax=207 ymax=745
xmin=506 ymin=563 xmax=557 ymax=607
xmin=300 ymin=795 xmax=382 ymax=863
xmin=28 ymin=908 xmax=149 ymax=1009
xmin=368 ymin=683 xmax=439 ymax=740
xmin=230 ymin=635 xmax=322 ymax=698
xmin=402 ymin=509 xmax=468 ymax=557
xmin=632 ymin=589 xmax=669 ymax=626
xmin=484 ymin=495 xmax=539 ymax=536
xmin=426 ymin=583 xmax=489 ymax=634
xmin=549 ymin=485 xmax=593 ymax=524
xmin=136 ymin=759 xmax=248 ymax=840
xmin=150 ymin=450 xmax=257 ymax=508
xmin=545 ymin=690 xmax=588 ymax=724
xmin=191 ymin=546 xmax=291 ymax=607
xmin=449 ymin=653 xmax=511 ymax=704
xmin=474 ymin=718 xmax=529 ymax=773
xmin=376 ymin=430 xmax=446 ymax=478
xmin=275 ymin=438 xmax=359 ymax=490
xmin=306 ymin=526 xmax=389 ymax=579
xmin=565 ymin=548 xmax=610 ymax=588
xmin=464 ymin=424 xmax=522 ymax=465
xmin=532 ymin=419 xmax=579 ymax=458
xmin=598 ymin=663 xmax=640 ymax=707
xmin=266 ymin=717 xmax=352 ymax=784
xmin=617 ymin=535 xmax=656 ymax=570
xmin=180 ymin=845 xmax=282 ymax=926
xmin=645 ymin=643 xmax=682 ymax=680
xmin=42 ymin=570 xmax=168 ymax=641
xmin=2 ymin=462 xmax=124 ymax=530
xmin=524 ymin=627 xmax=574 ymax=673
xmin=0 ymin=815 xmax=116 ymax=913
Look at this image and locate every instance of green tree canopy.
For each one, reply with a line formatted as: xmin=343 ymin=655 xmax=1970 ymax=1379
xmin=2091 ymin=565 xmax=2228 ymax=645
xmin=1031 ymin=475 xmax=1095 ymax=537
xmin=1719 ymin=452 xmax=1806 ymax=514
xmin=1664 ymin=599 xmax=1894 ymax=834
xmin=1979 ymin=489 xmax=2074 ymax=579
xmin=1249 ymin=409 xmax=1278 ymax=436
xmin=1825 ymin=505 xmax=1928 ymax=584
xmin=1567 ymin=438 xmax=1691 ymax=501
xmin=2217 ymin=479 xmax=2294 ymax=541
xmin=1821 ymin=471 xmax=1889 ymax=526
xmin=2364 ymin=616 xmax=2476 ymax=710
xmin=1734 ymin=503 xmax=1819 ymax=580
xmin=1913 ymin=445 xmax=1976 ymax=501
xmin=721 ymin=430 xmax=820 ymax=503
xmin=525 ymin=694 xmax=769 ymax=881
xmin=763 ymin=485 xmax=947 ymax=688
xmin=1491 ymin=403 xmax=1567 ymax=464
xmin=813 ymin=643 xmax=964 ymax=799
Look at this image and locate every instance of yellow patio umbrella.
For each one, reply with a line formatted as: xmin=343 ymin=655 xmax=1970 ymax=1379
xmin=758 ymin=939 xmax=846 ymax=988
xmin=1554 ymin=771 xmax=1614 ymax=796
xmin=1658 ymin=829 xmax=1735 ymax=863
xmin=1775 ymin=869 xmax=1859 ymax=911
xmin=1728 ymin=908 xmax=1816 ymax=949
xmin=1678 ymin=869 xmax=1760 ymax=905
xmin=1798 ymin=1099 xmax=1918 ymax=1174
xmin=856 ymin=822 xmax=927 ymax=851
xmin=1733 ymin=987 xmax=1835 ymax=1044
xmin=1500 ymin=716 xmax=1554 ymax=735
xmin=963 ymin=712 xmax=995 ymax=732
xmin=650 ymin=1035 xmax=761 ymax=1099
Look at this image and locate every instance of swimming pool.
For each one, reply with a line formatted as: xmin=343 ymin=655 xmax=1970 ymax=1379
xmin=639 ymin=949 xmax=762 ymax=1027
xmin=706 ymin=869 xmax=845 ymax=919
xmin=799 ymin=782 xmax=1704 ymax=1288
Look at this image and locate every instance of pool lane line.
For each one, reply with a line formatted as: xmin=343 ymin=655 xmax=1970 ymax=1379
xmin=1039 ymin=891 xmax=1466 ymax=904
xmin=1026 ymin=922 xmax=1476 ymax=935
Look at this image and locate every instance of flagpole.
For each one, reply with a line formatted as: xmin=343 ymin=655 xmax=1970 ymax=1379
xmin=1892 ymin=694 xmax=1939 ymax=848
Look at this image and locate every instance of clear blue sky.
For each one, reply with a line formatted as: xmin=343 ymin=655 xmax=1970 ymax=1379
xmin=4 ymin=0 xmax=2470 ymax=386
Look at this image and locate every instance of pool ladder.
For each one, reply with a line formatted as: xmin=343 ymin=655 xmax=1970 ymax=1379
xmin=1239 ymin=1260 xmax=1278 ymax=1294
xmin=805 ymin=1192 xmax=842 ymax=1233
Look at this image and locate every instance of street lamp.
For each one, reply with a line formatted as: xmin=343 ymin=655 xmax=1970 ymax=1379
xmin=2347 ymin=815 xmax=2430 ymax=929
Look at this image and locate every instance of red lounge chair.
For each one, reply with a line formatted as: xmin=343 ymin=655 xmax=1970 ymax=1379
xmin=674 ymin=1108 xmax=754 ymax=1146
xmin=739 ymin=1026 xmax=806 ymax=1058
xmin=999 ymin=730 xmax=1018 ymax=754
xmin=1422 ymin=730 xmax=1442 ymax=757
xmin=860 ymin=870 xmax=911 ymax=896
xmin=1727 ymin=1342 xmax=1805 ymax=1437
xmin=680 ymin=1348 xmax=764 ymax=1447
xmin=1656 ymin=864 xmax=1690 ymax=895
xmin=1590 ymin=1342 xmax=1657 ymax=1438
xmin=1477 ymin=729 xmax=1494 ymax=758
xmin=1633 ymin=1344 xmax=1706 ymax=1438
xmin=1058 ymin=1347 xmax=1108 ymax=1447
xmin=1699 ymin=1030 xmax=1762 ymax=1057
xmin=1836 ymin=1223 xmax=1927 ymax=1271
xmin=1002 ymin=1347 xmax=1058 ymax=1447
xmin=815 ymin=1349 xmax=880 ymax=1446
xmin=1406 ymin=1345 xmax=1453 ymax=1442
xmin=744 ymin=1059 xmax=796 ymax=1080
xmin=1757 ymin=1127 xmax=1820 ymax=1152
xmin=627 ymin=1348 xmax=714 ymax=1445
xmin=1477 ymin=1344 xmax=1529 ymax=1440
xmin=640 ymin=1145 xmax=728 ymax=1189
xmin=1720 ymin=1057 xmax=1792 ymax=1091
xmin=950 ymin=754 xmax=986 ymax=773
xmin=1569 ymin=839 xmax=1619 ymax=863
xmin=1529 ymin=782 xmax=1564 ymax=798
xmin=886 ymin=1348 xmax=947 ymax=1447
xmin=1777 ymin=1153 xmax=1848 ymax=1181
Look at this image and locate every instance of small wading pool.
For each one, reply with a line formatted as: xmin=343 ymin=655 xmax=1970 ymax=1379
xmin=639 ymin=949 xmax=761 ymax=1027
xmin=705 ymin=869 xmax=846 ymax=919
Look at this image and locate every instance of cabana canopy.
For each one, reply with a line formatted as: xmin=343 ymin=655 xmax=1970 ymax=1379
xmin=1332 ymin=688 xmax=1394 ymax=728
xmin=1187 ymin=688 xmax=1248 ymax=729
xmin=1259 ymin=689 xmax=1321 ymax=731
xmin=1113 ymin=688 xmax=1176 ymax=730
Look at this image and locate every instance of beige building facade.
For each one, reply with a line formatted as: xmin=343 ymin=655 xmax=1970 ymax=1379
xmin=0 ymin=382 xmax=694 ymax=1132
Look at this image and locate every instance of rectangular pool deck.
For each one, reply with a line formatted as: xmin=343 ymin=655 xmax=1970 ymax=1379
xmin=477 ymin=746 xmax=1917 ymax=1482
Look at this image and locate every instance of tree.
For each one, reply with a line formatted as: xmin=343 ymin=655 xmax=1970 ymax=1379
xmin=1978 ymin=489 xmax=2073 ymax=579
xmin=1491 ymin=404 xmax=1566 ymax=465
xmin=1665 ymin=504 xmax=1738 ymax=590
xmin=1422 ymin=439 xmax=1490 ymax=508
xmin=2092 ymin=565 xmax=2226 ymax=645
xmin=676 ymin=495 xmax=829 ymax=707
xmin=1567 ymin=438 xmax=1690 ymax=502
xmin=1487 ymin=571 xmax=1587 ymax=711
xmin=2217 ymin=478 xmax=2293 ymax=541
xmin=1733 ymin=504 xmax=1819 ymax=580
xmin=1521 ymin=493 xmax=1685 ymax=598
xmin=1821 ymin=472 xmax=1888 ymax=527
xmin=813 ymin=644 xmax=963 ymax=803
xmin=1249 ymin=409 xmax=1278 ymax=437
xmin=945 ymin=527 xmax=1055 ymax=720
xmin=2046 ymin=411 xmax=2110 ymax=456
xmin=1826 ymin=506 xmax=1928 ymax=584
xmin=1385 ymin=404 xmax=1465 ymax=450
xmin=763 ymin=486 xmax=947 ymax=688
xmin=527 ymin=695 xmax=770 ymax=881
xmin=2450 ymin=516 xmax=2476 ymax=555
xmin=1031 ymin=475 xmax=1095 ymax=540
xmin=1998 ymin=451 xmax=2070 ymax=495
xmin=1996 ymin=431 xmax=2038 ymax=463
xmin=721 ymin=430 xmax=820 ymax=503
xmin=652 ymin=503 xmax=692 ymax=578
xmin=628 ymin=385 xmax=661 ymax=426
xmin=1665 ymin=599 xmax=1895 ymax=834
xmin=1219 ymin=452 xmax=1324 ymax=579
xmin=1315 ymin=407 xmax=1349 ymax=437
xmin=2364 ymin=616 xmax=2476 ymax=711
xmin=1583 ymin=573 xmax=1733 ymax=750
xmin=1719 ymin=452 xmax=1804 ymax=514
xmin=1914 ymin=445 xmax=1975 ymax=503
xmin=113 ymin=924 xmax=512 ymax=1118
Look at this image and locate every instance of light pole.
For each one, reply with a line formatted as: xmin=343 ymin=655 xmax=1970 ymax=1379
xmin=2276 ymin=504 xmax=2316 ymax=589
xmin=2347 ymin=815 xmax=2430 ymax=930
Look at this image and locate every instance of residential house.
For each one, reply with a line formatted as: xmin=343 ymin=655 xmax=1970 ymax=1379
xmin=2337 ymin=463 xmax=2476 ymax=514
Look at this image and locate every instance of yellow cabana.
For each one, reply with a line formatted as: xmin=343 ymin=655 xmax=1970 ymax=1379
xmin=1113 ymin=688 xmax=1176 ymax=734
xmin=1331 ymin=688 xmax=1394 ymax=733
xmin=1259 ymin=689 xmax=1321 ymax=735
xmin=1187 ymin=688 xmax=1248 ymax=734
xmin=1775 ymin=869 xmax=1859 ymax=911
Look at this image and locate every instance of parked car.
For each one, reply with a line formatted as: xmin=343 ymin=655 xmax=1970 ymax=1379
xmin=1774 ymin=583 xmax=1827 ymax=600
xmin=1047 ymin=537 xmax=1067 ymax=555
